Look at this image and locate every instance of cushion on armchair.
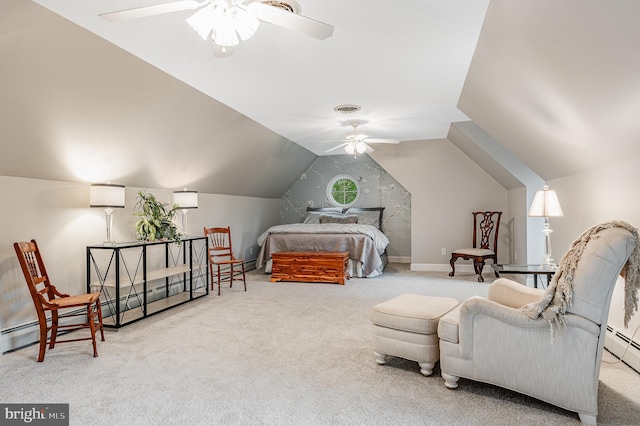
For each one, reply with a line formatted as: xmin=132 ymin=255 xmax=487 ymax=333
xmin=488 ymin=278 xmax=545 ymax=309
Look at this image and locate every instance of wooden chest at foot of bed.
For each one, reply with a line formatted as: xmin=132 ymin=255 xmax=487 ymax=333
xmin=271 ymin=251 xmax=349 ymax=285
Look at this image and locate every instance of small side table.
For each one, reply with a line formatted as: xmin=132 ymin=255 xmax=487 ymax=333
xmin=491 ymin=264 xmax=555 ymax=289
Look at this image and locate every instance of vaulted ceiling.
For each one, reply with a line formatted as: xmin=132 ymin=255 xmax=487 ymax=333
xmin=30 ymin=0 xmax=489 ymax=153
xmin=459 ymin=0 xmax=640 ymax=181
xmin=2 ymin=1 xmax=639 ymax=197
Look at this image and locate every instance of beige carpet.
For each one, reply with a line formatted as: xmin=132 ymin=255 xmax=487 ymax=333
xmin=2 ymin=264 xmax=640 ymax=425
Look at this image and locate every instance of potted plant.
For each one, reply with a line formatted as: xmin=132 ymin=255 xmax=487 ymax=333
xmin=133 ymin=190 xmax=181 ymax=244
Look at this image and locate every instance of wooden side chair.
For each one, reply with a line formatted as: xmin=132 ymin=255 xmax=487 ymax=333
xmin=449 ymin=211 xmax=502 ymax=282
xmin=14 ymin=240 xmax=105 ymax=362
xmin=204 ymin=227 xmax=246 ymax=296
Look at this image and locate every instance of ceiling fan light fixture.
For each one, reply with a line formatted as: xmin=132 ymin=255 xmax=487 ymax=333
xmin=187 ymin=1 xmax=259 ymax=47
xmin=355 ymin=141 xmax=368 ymax=154
xmin=344 ymin=142 xmax=356 ymax=155
xmin=233 ymin=7 xmax=260 ymax=41
xmin=186 ymin=4 xmax=216 ymax=40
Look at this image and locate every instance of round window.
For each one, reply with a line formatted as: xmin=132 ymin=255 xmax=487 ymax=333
xmin=326 ymin=174 xmax=360 ymax=207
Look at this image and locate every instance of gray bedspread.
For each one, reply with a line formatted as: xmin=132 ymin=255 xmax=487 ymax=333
xmin=256 ymin=224 xmax=389 ymax=277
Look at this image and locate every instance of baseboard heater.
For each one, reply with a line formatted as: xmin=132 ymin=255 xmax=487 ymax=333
xmin=1 ymin=308 xmax=86 ymax=356
xmin=604 ymin=325 xmax=640 ymax=374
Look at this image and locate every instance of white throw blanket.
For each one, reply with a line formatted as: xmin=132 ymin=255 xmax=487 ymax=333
xmin=521 ymin=220 xmax=640 ymax=335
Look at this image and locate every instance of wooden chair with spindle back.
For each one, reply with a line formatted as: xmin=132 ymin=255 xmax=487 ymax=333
xmin=203 ymin=227 xmax=247 ymax=296
xmin=14 ymin=240 xmax=105 ymax=362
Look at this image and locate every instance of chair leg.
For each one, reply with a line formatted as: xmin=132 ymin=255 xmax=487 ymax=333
xmin=373 ymin=351 xmax=387 ymax=365
xmin=37 ymin=316 xmax=48 ymax=363
xmin=442 ymin=373 xmax=460 ymax=389
xmin=49 ymin=311 xmax=59 ymax=349
xmin=229 ymin=264 xmax=234 ymax=288
xmin=216 ymin=265 xmax=221 ymax=296
xmin=475 ymin=260 xmax=486 ymax=282
xmin=448 ymin=256 xmax=456 ymax=277
xmin=241 ymin=264 xmax=246 ymax=291
xmin=210 ymin=264 xmax=218 ymax=294
xmin=96 ymin=300 xmax=105 ymax=342
xmin=87 ymin=304 xmax=98 ymax=358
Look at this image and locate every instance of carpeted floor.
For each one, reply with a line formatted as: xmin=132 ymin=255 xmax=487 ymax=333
xmin=2 ymin=264 xmax=640 ymax=425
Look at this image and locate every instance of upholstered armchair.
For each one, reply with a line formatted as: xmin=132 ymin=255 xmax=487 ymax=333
xmin=438 ymin=226 xmax=638 ymax=425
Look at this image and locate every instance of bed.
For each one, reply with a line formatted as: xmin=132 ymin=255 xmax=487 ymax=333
xmin=256 ymin=207 xmax=390 ymax=278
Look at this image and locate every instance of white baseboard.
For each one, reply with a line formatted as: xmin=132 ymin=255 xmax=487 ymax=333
xmin=387 ymin=256 xmax=411 ymax=264
xmin=410 ymin=263 xmax=492 ymax=273
xmin=605 ymin=326 xmax=640 ymax=374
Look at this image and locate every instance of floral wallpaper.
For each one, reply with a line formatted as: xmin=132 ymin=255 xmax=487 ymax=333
xmin=280 ymin=154 xmax=411 ymax=258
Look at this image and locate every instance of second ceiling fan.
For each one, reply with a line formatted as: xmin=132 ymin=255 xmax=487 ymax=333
xmin=325 ymin=122 xmax=400 ymax=157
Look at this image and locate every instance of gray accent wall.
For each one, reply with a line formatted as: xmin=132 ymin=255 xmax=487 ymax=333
xmin=280 ymin=155 xmax=411 ymax=258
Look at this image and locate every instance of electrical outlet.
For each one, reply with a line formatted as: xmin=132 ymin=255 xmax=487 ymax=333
xmin=249 ymin=247 xmax=254 ymax=256
xmin=441 ymin=248 xmax=446 ymax=255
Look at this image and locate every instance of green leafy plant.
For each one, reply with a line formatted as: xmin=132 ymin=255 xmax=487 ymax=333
xmin=133 ymin=190 xmax=181 ymax=244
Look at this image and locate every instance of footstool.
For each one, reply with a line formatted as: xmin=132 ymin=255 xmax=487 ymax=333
xmin=369 ymin=294 xmax=459 ymax=376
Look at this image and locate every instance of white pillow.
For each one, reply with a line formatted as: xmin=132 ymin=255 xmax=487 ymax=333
xmin=302 ymin=212 xmax=323 ymax=224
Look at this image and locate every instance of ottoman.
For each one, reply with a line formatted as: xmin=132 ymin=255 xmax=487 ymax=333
xmin=369 ymin=294 xmax=459 ymax=376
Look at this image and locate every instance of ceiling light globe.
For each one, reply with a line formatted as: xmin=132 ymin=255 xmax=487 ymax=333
xmin=344 ymin=143 xmax=356 ymax=155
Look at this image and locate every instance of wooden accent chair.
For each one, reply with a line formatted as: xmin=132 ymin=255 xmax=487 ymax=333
xmin=14 ymin=240 xmax=105 ymax=362
xmin=204 ymin=227 xmax=246 ymax=296
xmin=449 ymin=211 xmax=502 ymax=282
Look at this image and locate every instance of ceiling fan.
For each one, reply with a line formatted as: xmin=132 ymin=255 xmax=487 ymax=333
xmin=325 ymin=122 xmax=400 ymax=157
xmin=100 ymin=1 xmax=333 ymax=52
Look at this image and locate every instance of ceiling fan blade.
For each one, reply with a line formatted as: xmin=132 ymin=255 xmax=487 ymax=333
xmin=99 ymin=0 xmax=208 ymax=22
xmin=247 ymin=2 xmax=333 ymax=40
xmin=364 ymin=138 xmax=400 ymax=144
xmin=325 ymin=142 xmax=349 ymax=153
xmin=361 ymin=142 xmax=375 ymax=153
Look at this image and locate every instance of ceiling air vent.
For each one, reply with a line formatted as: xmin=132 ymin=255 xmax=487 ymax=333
xmin=333 ymin=104 xmax=361 ymax=114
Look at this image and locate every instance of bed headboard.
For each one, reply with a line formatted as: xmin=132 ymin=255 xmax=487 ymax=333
xmin=306 ymin=207 xmax=385 ymax=232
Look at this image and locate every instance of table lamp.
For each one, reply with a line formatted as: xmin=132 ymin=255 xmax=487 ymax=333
xmin=173 ymin=189 xmax=198 ymax=235
xmin=90 ymin=182 xmax=125 ymax=245
xmin=528 ymin=185 xmax=564 ymax=270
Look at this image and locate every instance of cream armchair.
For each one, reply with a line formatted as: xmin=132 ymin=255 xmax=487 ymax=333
xmin=438 ymin=226 xmax=638 ymax=425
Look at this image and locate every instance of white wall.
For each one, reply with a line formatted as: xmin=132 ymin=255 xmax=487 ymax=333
xmin=507 ymin=187 xmax=527 ymax=265
xmin=371 ymin=139 xmax=508 ymax=269
xmin=546 ymin=158 xmax=640 ymax=339
xmin=0 ymin=175 xmax=280 ymax=353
